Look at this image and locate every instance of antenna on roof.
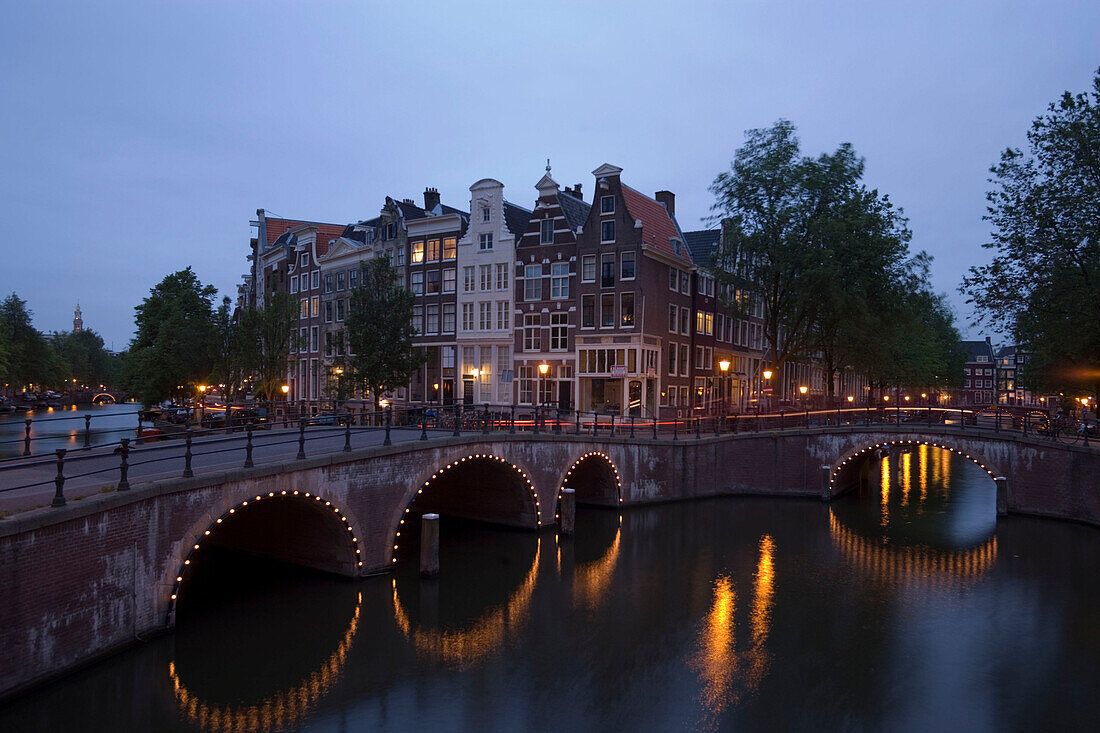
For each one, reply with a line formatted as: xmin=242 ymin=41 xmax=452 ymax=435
xmin=546 ymin=158 xmax=551 ymax=173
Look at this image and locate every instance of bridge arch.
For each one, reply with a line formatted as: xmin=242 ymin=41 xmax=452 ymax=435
xmin=829 ymin=438 xmax=1000 ymax=496
xmin=166 ymin=488 xmax=364 ymax=624
xmin=554 ymin=451 xmax=623 ymax=523
xmin=389 ymin=452 xmax=541 ymax=565
xmin=92 ymin=392 xmax=115 ymax=404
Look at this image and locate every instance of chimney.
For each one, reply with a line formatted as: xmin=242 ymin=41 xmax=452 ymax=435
xmin=574 ymin=183 xmax=582 ymax=199
xmin=655 ymin=190 xmax=675 ymax=216
xmin=423 ymin=187 xmax=441 ymax=212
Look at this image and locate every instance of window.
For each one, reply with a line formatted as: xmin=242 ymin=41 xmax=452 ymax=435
xmin=386 ymin=223 xmax=396 ymax=240
xmin=697 ymin=311 xmax=705 ymax=334
xmin=601 ymin=220 xmax=615 ymax=243
xmin=582 ymin=255 xmax=596 ymax=282
xmin=412 ymin=240 xmax=425 ymax=263
xmin=462 ymin=303 xmax=474 ymax=331
xmin=601 ymin=254 xmax=615 ymax=287
xmin=411 ymin=272 xmax=424 ymax=295
xmin=668 ymin=342 xmax=677 ymax=375
xmin=310 ymin=326 xmax=318 ymax=352
xmin=621 ymin=292 xmax=635 ymax=327
xmin=705 ymin=313 xmax=713 ymax=336
xmin=582 ymin=295 xmax=595 ymax=328
xmin=322 ymin=274 xmax=331 ymax=293
xmin=680 ymin=272 xmax=690 ymax=294
xmin=482 ymin=207 xmax=491 ymax=222
xmin=519 ymin=364 xmax=533 ymax=404
xmin=681 ymin=307 xmax=690 ymax=335
xmin=601 ymin=195 xmax=615 ymax=214
xmin=300 ymin=327 xmax=307 ymax=351
xmin=463 ymin=266 xmax=475 ymax=292
xmin=550 ymin=312 xmax=567 ymax=350
xmin=443 ymin=237 xmax=456 ymax=260
xmin=324 ymin=332 xmax=334 ymax=358
xmin=312 ymin=272 xmax=319 ymax=290
xmin=669 ymin=305 xmax=678 ymax=333
xmin=427 ymin=239 xmax=441 ymax=261
xmin=524 ymin=264 xmax=542 ymax=300
xmin=411 ymin=306 xmax=422 ymax=334
xmin=679 ymin=344 xmax=689 ymax=375
xmin=480 ymin=264 xmax=492 ymax=291
xmin=479 ymin=233 xmax=493 ymax=251
xmin=442 ymin=345 xmax=455 ymax=368
xmin=443 ymin=268 xmax=456 ymax=293
xmin=426 ymin=305 xmax=439 ymax=334
xmin=523 ymin=314 xmax=541 ymax=351
xmin=669 ymin=267 xmax=678 ymax=291
xmin=479 ymin=302 xmax=492 ymax=330
xmin=311 ymin=297 xmax=319 ymax=317
xmin=696 ymin=346 xmax=705 ymax=369
xmin=396 ymin=248 xmax=405 ymax=266
xmin=551 ymin=262 xmax=569 ymax=299
xmin=336 ymin=272 xmax=345 ymax=291
xmin=540 ymin=218 xmax=554 ymax=244
xmin=495 ymin=263 xmax=509 ymax=290
xmin=601 ymin=293 xmax=615 ymax=328
xmin=426 ymin=270 xmax=441 ymax=294
xmin=290 ymin=275 xmax=298 ymax=294
xmin=325 ymin=301 xmax=333 ymax=323
xmin=621 ymin=251 xmax=635 ymax=280
xmin=301 ymin=253 xmax=310 ymax=268
xmin=336 ymin=299 xmax=345 ymax=322
xmin=496 ymin=300 xmax=509 ymax=330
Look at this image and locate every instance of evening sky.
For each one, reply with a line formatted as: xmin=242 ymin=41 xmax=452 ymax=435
xmin=1 ymin=1 xmax=1097 ymax=348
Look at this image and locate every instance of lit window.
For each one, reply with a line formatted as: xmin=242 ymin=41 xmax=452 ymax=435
xmin=412 ymin=241 xmax=425 ymax=263
xmin=443 ymin=237 xmax=456 ymax=260
xmin=621 ymin=292 xmax=634 ymax=327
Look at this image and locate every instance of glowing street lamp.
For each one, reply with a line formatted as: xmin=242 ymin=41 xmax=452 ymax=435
xmin=718 ymin=360 xmax=731 ymax=418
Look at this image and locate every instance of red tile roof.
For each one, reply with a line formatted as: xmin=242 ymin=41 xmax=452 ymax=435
xmin=264 ymin=218 xmax=344 ymax=256
xmin=620 ymin=185 xmax=692 ymax=264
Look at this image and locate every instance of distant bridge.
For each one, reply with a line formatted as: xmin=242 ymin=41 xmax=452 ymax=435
xmin=1 ymin=420 xmax=1097 ymax=699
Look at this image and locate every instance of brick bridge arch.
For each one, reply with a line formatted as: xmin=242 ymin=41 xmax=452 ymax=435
xmin=829 ymin=437 xmax=1001 ymax=496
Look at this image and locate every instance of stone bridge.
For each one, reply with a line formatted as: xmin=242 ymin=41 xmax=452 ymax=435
xmin=1 ymin=425 xmax=1097 ymax=699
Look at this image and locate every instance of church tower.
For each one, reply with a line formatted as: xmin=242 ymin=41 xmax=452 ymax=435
xmin=73 ymin=304 xmax=83 ymax=333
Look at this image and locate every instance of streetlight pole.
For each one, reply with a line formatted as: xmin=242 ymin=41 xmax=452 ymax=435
xmin=538 ymin=363 xmax=549 ymax=430
xmin=719 ymin=360 xmax=730 ymax=432
xmin=762 ymin=368 xmax=773 ymax=413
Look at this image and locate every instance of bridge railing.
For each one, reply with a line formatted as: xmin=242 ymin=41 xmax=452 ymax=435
xmin=0 ymin=403 xmax=1089 ymax=513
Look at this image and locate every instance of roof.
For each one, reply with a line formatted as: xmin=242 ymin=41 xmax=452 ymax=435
xmin=960 ymin=340 xmax=996 ymax=362
xmin=503 ymin=200 xmax=532 ymax=241
xmin=261 ymin=217 xmax=344 ymax=257
xmin=683 ymin=229 xmax=721 ymax=269
xmin=620 ymin=184 xmax=693 ymax=264
xmin=393 ymin=199 xmax=429 ymax=221
xmin=558 ymin=189 xmax=591 ymax=230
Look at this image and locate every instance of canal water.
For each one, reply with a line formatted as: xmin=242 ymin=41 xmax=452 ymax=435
xmin=2 ymin=446 xmax=1098 ymax=731
xmin=0 ymin=403 xmax=140 ymax=459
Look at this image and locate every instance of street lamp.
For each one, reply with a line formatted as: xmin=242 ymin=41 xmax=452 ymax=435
xmin=799 ymin=384 xmax=808 ymax=411
xmin=719 ymin=360 xmax=730 ymax=419
xmin=538 ymin=363 xmax=549 ymax=408
xmin=762 ymin=368 xmax=773 ymax=411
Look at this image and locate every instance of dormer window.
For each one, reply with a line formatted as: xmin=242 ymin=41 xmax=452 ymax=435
xmin=482 ymin=207 xmax=491 ymax=222
xmin=365 ymin=230 xmax=374 ymax=245
xmin=601 ymin=195 xmax=615 ymax=214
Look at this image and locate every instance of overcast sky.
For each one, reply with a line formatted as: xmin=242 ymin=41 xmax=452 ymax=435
xmin=2 ymin=1 xmax=1096 ymax=349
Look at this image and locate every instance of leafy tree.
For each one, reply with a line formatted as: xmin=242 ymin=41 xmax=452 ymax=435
xmin=344 ymin=257 xmax=423 ymax=410
xmin=124 ymin=268 xmax=218 ymax=405
xmin=963 ymin=68 xmax=1100 ymax=409
xmin=237 ymin=290 xmax=299 ymax=401
xmin=0 ymin=294 xmax=57 ymax=390
xmin=50 ymin=329 xmax=117 ymax=389
xmin=209 ymin=297 xmax=249 ymax=403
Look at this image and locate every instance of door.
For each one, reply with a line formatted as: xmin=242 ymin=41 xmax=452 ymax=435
xmin=442 ymin=379 xmax=454 ymax=406
xmin=462 ymin=378 xmax=474 ymax=405
xmin=558 ymin=380 xmax=571 ymax=412
xmin=628 ymin=380 xmax=642 ymax=417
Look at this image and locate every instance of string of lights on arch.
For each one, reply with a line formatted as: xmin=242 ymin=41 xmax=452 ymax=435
xmin=390 ymin=453 xmax=542 ymax=564
xmin=170 ymin=490 xmax=363 ymax=608
xmin=556 ymin=451 xmax=623 ymax=523
xmin=829 ymin=439 xmax=997 ymax=492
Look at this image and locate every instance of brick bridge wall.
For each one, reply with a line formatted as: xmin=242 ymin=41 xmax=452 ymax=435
xmin=1 ymin=427 xmax=1096 ymax=698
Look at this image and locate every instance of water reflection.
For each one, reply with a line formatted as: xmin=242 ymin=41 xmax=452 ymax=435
xmin=572 ymin=523 xmax=621 ymax=611
xmin=691 ymin=534 xmax=775 ymax=727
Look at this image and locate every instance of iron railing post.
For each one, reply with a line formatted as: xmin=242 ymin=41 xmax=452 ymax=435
xmin=118 ymin=438 xmax=130 ymax=490
xmin=454 ymin=405 xmax=462 ymax=437
xmin=592 ymin=412 xmax=599 ymax=437
xmin=534 ymin=406 xmax=540 ymax=434
xmin=83 ymin=414 xmax=92 ymax=450
xmin=420 ymin=413 xmax=428 ymax=441
xmin=510 ymin=404 xmax=516 ymax=434
xmin=297 ymin=419 xmax=307 ymax=459
xmin=182 ymin=429 xmax=194 ymax=478
xmin=23 ymin=418 xmax=32 ymax=456
xmin=483 ymin=403 xmax=490 ymax=435
xmin=555 ymin=410 xmax=561 ymax=434
xmin=575 ymin=410 xmax=581 ymax=435
xmin=343 ymin=417 xmax=352 ymax=452
xmin=673 ymin=417 xmax=678 ymax=441
xmin=244 ymin=424 xmax=255 ymax=467
xmin=652 ymin=415 xmax=658 ymax=440
xmin=630 ymin=415 xmax=635 ymax=439
xmin=609 ymin=414 xmax=615 ymax=438
xmin=52 ymin=449 xmax=67 ymax=507
xmin=696 ymin=416 xmax=701 ymax=439
xmin=384 ymin=407 xmax=392 ymax=446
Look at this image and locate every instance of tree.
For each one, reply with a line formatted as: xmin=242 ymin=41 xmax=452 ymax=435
xmin=237 ymin=290 xmax=299 ymax=401
xmin=0 ymin=294 xmax=58 ymax=390
xmin=963 ymin=68 xmax=1100 ymax=408
xmin=209 ymin=297 xmax=249 ymax=403
xmin=124 ymin=268 xmax=218 ymax=405
xmin=344 ymin=257 xmax=423 ymax=410
xmin=51 ymin=329 xmax=117 ymax=389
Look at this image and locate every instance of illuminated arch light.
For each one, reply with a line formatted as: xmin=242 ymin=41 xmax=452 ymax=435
xmin=169 ymin=492 xmax=363 ymax=607
xmin=828 ymin=440 xmax=997 ymax=491
xmin=390 ymin=453 xmax=542 ymax=564
xmin=555 ymin=451 xmax=624 ymax=522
